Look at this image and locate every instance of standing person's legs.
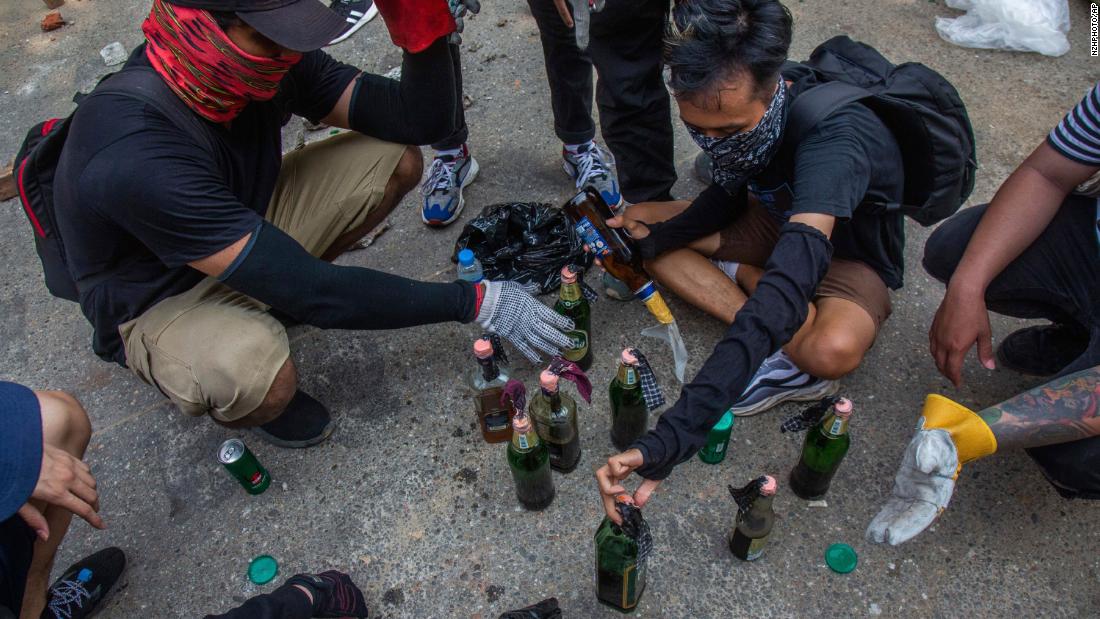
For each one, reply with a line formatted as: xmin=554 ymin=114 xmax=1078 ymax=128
xmin=526 ymin=0 xmax=597 ymax=146
xmin=588 ymin=0 xmax=676 ymax=203
xmin=423 ymin=43 xmax=480 ymax=227
xmin=120 ymin=132 xmax=415 ymax=431
xmin=19 ymin=392 xmax=91 ymax=619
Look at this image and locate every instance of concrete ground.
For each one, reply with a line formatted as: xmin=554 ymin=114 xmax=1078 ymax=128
xmin=2 ymin=0 xmax=1098 ymax=617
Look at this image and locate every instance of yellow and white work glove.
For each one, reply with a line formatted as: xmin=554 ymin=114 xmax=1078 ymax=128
xmin=866 ymin=395 xmax=997 ymax=546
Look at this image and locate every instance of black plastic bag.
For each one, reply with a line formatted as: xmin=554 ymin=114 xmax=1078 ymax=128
xmin=453 ymin=202 xmax=593 ymax=295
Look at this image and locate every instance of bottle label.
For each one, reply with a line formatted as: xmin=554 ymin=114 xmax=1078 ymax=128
xmin=574 ymin=218 xmax=612 ymax=258
xmin=623 ymin=367 xmax=638 ymax=386
xmin=745 ymin=534 xmax=769 ymax=561
xmin=563 ymin=329 xmax=589 ymax=361
xmin=483 ymin=410 xmax=509 ymax=433
xmin=517 ymin=434 xmax=530 ymax=450
xmin=829 ymin=418 xmax=845 ymax=436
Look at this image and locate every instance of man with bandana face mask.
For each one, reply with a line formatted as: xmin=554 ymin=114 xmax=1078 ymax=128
xmin=596 ymin=0 xmax=906 ymax=522
xmin=51 ymin=0 xmax=574 ymax=451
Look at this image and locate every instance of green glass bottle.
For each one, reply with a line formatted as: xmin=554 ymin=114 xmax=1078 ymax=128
xmin=789 ymin=397 xmax=852 ymax=500
xmin=609 ymin=349 xmax=647 ymax=451
xmin=595 ymin=496 xmax=649 ymax=613
xmin=529 ymin=370 xmax=582 ymax=473
xmin=507 ymin=408 xmax=555 ymax=511
xmin=729 ymin=475 xmax=777 ymax=561
xmin=697 ymin=410 xmax=735 ymax=464
xmin=554 ymin=265 xmax=593 ymax=371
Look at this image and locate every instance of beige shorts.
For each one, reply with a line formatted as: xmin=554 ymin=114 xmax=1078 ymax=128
xmin=119 ymin=132 xmax=407 ymax=422
xmin=712 ymin=199 xmax=893 ymax=331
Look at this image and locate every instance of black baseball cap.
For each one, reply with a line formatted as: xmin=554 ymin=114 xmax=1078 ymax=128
xmin=168 ymin=1 xmax=348 ymax=52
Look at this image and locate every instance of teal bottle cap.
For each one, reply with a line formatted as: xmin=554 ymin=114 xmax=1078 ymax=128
xmin=248 ymin=555 xmax=279 ymax=585
xmin=825 ymin=543 xmax=857 ymax=573
xmin=713 ymin=410 xmax=734 ymax=432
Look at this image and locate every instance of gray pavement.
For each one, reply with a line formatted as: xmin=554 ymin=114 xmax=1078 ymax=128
xmin=2 ymin=0 xmax=1099 ymax=617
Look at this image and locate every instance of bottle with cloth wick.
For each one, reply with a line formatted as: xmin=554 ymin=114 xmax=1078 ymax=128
xmin=503 ymin=380 xmax=555 ymax=510
xmin=529 ymin=357 xmax=591 ymax=473
xmin=608 ymin=347 xmax=665 ymax=451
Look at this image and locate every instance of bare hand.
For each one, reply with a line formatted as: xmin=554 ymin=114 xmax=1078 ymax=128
xmin=929 ymin=283 xmax=995 ymax=387
xmin=595 ymin=449 xmax=661 ymax=524
xmin=606 ymin=214 xmax=651 ymax=241
xmin=17 ymin=444 xmax=104 ymax=540
xmin=552 ymin=0 xmax=574 ymax=27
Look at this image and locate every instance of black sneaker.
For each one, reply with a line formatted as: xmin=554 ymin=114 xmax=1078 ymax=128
xmin=252 ymin=390 xmax=337 ymax=448
xmin=996 ymin=322 xmax=1090 ymax=376
xmin=328 ymin=0 xmax=378 ymax=45
xmin=43 ymin=547 xmax=126 ymax=619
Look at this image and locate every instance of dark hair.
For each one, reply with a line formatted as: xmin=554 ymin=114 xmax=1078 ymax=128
xmin=209 ymin=10 xmax=241 ymax=30
xmin=665 ymin=0 xmax=793 ymax=104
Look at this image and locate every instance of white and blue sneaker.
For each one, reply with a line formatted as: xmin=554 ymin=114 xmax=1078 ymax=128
xmin=563 ymin=141 xmax=622 ymax=208
xmin=421 ymin=144 xmax=479 ymax=227
xmin=328 ymin=0 xmax=379 ymax=45
xmin=729 ymin=350 xmax=838 ymax=417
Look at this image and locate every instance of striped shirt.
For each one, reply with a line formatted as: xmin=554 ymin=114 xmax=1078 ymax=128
xmin=1048 ymin=82 xmax=1100 ymax=165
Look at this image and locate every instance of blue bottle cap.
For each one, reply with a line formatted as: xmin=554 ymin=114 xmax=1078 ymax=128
xmin=458 ymin=249 xmax=476 ymax=266
xmin=77 ymin=568 xmax=93 ymax=583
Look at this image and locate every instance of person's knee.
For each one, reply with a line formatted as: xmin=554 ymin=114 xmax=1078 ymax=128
xmin=1027 ymin=439 xmax=1100 ymax=499
xmin=221 ymin=359 xmax=298 ymax=428
xmin=922 ymin=204 xmax=987 ymax=284
xmin=35 ymin=390 xmax=91 ymax=455
xmin=792 ymin=331 xmax=866 ymax=380
xmin=389 ymin=146 xmax=423 ymax=198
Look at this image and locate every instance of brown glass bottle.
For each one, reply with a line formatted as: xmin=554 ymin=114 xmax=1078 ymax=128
xmin=561 ymin=188 xmax=673 ymax=325
xmin=469 ymin=337 xmax=512 ymax=443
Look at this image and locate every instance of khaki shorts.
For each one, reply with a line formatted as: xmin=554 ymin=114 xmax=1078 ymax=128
xmin=120 ymin=132 xmax=408 ymax=422
xmin=711 ymin=199 xmax=893 ymax=331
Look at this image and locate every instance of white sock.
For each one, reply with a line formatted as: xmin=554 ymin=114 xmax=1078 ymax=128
xmin=564 ymin=140 xmax=593 ymax=155
xmin=711 ymin=259 xmax=740 ymax=283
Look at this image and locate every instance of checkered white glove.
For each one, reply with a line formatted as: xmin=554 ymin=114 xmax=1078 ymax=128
xmin=476 ymin=280 xmax=574 ymax=363
xmin=448 ymin=0 xmax=481 ymax=44
xmin=866 ymin=421 xmax=958 ymax=546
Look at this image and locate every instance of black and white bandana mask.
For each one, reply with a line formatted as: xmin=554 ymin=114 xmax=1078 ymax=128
xmin=687 ymin=76 xmax=788 ymax=193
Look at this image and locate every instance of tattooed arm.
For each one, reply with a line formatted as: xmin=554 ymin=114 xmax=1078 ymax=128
xmin=978 ymin=365 xmax=1100 ymax=451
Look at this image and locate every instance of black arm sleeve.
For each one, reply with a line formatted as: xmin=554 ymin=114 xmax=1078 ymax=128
xmin=631 ymin=222 xmax=833 ymax=480
xmin=636 ymin=183 xmax=747 ymax=260
xmin=221 ymin=222 xmax=478 ymax=330
xmin=348 ymin=36 xmax=456 ymax=145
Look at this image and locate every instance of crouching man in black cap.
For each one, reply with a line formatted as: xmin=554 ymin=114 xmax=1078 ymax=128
xmin=52 ymin=0 xmax=573 ymax=448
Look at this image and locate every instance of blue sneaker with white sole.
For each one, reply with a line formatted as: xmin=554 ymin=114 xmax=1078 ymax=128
xmin=563 ymin=141 xmax=622 ymax=208
xmin=729 ymin=350 xmax=839 ymax=417
xmin=421 ymin=145 xmax=479 ymax=227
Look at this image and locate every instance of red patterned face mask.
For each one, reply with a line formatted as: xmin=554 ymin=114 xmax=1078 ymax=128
xmin=142 ymin=0 xmax=302 ymax=123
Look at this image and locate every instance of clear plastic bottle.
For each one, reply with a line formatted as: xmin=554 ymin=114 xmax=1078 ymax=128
xmin=456 ymin=248 xmax=484 ymax=283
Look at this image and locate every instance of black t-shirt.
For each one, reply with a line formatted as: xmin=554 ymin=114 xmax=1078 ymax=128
xmin=53 ymin=45 xmax=359 ymax=364
xmin=748 ymin=97 xmax=905 ymax=289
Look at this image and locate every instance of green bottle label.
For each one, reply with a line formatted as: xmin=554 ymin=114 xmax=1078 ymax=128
xmin=563 ymin=329 xmax=589 ymax=361
xmin=518 ymin=434 xmax=530 ymax=450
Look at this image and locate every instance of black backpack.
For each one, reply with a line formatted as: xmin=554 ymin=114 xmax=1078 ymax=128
xmin=782 ymin=36 xmax=977 ymax=227
xmin=12 ymin=66 xmax=215 ymax=302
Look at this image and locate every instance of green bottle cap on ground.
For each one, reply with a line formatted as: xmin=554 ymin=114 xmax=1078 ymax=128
xmin=248 ymin=555 xmax=279 ymax=585
xmin=825 ymin=543 xmax=857 ymax=573
xmin=713 ymin=410 xmax=734 ymax=432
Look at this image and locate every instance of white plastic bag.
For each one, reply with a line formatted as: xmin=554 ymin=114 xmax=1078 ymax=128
xmin=935 ymin=0 xmax=1070 ymax=57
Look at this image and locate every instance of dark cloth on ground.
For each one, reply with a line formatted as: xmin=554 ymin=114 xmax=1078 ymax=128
xmin=632 ymin=222 xmax=833 ymax=480
xmin=524 ymin=0 xmax=676 ymax=202
xmin=924 ymin=197 xmax=1100 ymax=499
xmin=221 ymin=221 xmax=478 ymax=330
xmin=0 ymin=516 xmax=35 ymax=617
xmin=203 ymin=583 xmax=313 ymax=619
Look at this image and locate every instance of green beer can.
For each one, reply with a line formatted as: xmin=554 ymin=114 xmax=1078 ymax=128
xmin=219 ymin=438 xmax=271 ymax=495
xmin=697 ymin=410 xmax=735 ymax=464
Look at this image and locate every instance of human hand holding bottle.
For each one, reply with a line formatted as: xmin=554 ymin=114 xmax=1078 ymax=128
xmin=596 ymin=449 xmax=661 ymax=525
